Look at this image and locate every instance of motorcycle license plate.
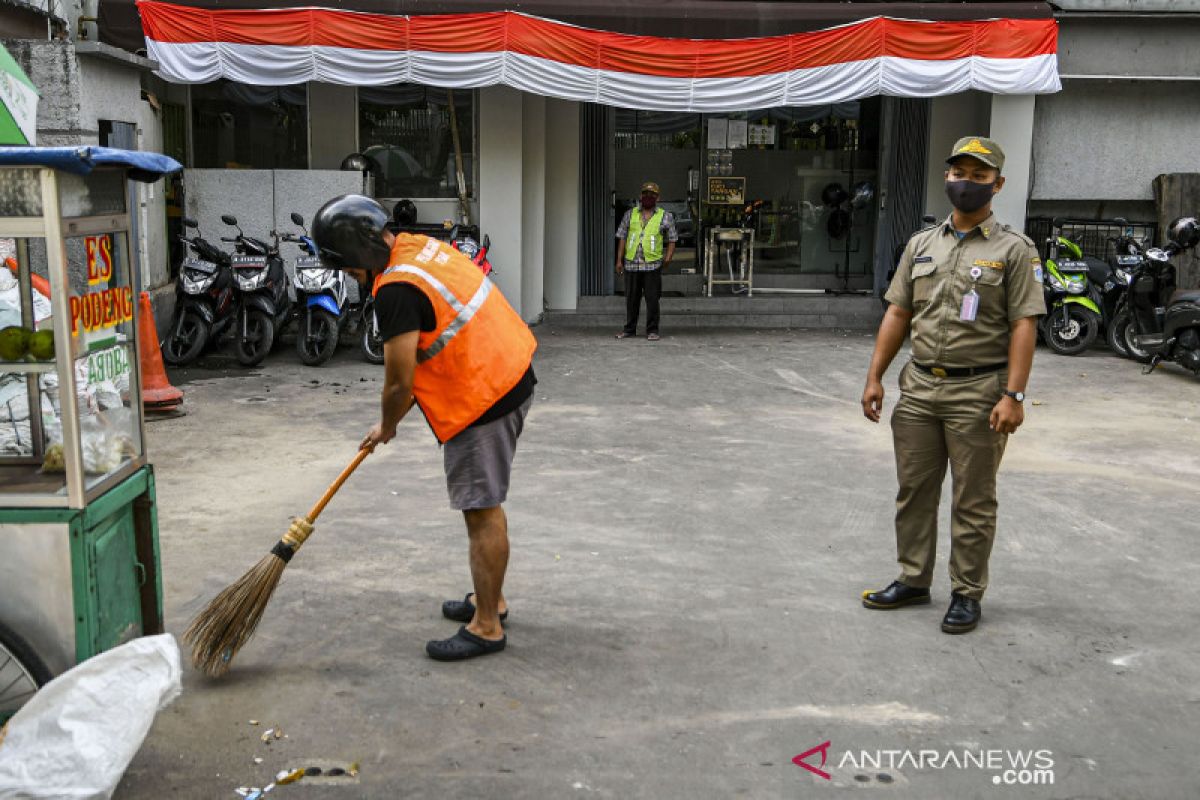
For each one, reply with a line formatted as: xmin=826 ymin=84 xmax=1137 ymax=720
xmin=1056 ymin=260 xmax=1088 ymax=271
xmin=231 ymin=255 xmax=267 ymax=269
xmin=294 ymin=255 xmax=321 ymax=269
xmin=1116 ymin=256 xmax=1141 ymax=266
xmin=183 ymin=257 xmax=217 ymax=274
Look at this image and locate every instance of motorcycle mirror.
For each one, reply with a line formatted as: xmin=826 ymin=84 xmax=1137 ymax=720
xmin=220 ymin=214 xmax=238 ymax=226
xmin=290 ymin=212 xmax=304 ymax=226
xmin=182 ymin=217 xmax=198 ymax=229
xmin=482 ymin=233 xmax=490 ymax=251
xmin=1113 ymin=217 xmax=1127 ymax=227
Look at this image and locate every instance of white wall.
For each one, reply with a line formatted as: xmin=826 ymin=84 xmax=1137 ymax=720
xmin=989 ymin=94 xmax=1036 ymax=229
xmin=924 ymin=91 xmax=992 ymax=219
xmin=520 ymin=95 xmax=546 ymax=322
xmin=478 ymin=86 xmax=529 ymax=319
xmin=544 ymin=99 xmax=580 ymax=311
xmin=1033 ymin=81 xmax=1200 ymax=201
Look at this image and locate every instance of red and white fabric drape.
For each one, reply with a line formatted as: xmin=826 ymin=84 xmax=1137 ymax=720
xmin=137 ymin=2 xmax=1060 ymax=110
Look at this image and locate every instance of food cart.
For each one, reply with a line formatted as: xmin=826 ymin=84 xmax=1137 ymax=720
xmin=0 ymin=147 xmax=180 ymax=722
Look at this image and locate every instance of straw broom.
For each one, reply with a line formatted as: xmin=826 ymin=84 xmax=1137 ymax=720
xmin=184 ymin=449 xmax=370 ymax=676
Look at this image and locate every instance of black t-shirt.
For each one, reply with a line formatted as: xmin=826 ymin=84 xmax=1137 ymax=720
xmin=374 ymin=283 xmax=536 ymax=428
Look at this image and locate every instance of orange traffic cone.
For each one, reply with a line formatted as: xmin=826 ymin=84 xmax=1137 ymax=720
xmin=138 ymin=291 xmax=184 ymax=412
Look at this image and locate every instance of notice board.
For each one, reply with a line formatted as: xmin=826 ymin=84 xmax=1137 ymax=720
xmin=707 ymin=177 xmax=745 ymax=205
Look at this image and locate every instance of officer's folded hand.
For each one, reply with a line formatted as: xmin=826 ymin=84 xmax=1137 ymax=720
xmin=862 ymin=379 xmax=885 ymax=423
xmin=989 ymin=397 xmax=1024 ymax=434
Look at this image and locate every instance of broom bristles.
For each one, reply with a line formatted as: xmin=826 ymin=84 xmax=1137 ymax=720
xmin=183 ymin=552 xmax=289 ymax=677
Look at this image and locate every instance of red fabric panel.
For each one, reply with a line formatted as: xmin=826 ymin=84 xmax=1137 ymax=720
xmin=136 ymin=1 xmax=1058 ymax=74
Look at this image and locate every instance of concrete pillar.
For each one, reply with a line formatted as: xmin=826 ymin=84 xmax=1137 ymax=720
xmin=308 ymin=83 xmax=358 ymax=170
xmin=989 ymin=94 xmax=1037 ymax=229
xmin=925 ymin=91 xmax=993 ymax=220
xmin=478 ymin=86 xmax=527 ymax=318
xmin=544 ymin=99 xmax=580 ymax=311
xmin=521 ymin=95 xmax=546 ymax=323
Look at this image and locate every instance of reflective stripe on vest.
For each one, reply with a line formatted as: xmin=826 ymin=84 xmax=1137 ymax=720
xmin=625 ymin=207 xmax=665 ymax=262
xmin=383 ymin=265 xmax=493 ymax=363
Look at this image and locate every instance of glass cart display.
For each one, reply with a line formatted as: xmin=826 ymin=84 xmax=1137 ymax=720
xmin=0 ymin=147 xmax=180 ymax=722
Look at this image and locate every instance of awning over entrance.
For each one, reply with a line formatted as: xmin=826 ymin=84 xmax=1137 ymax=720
xmin=137 ymin=1 xmax=1060 ymax=110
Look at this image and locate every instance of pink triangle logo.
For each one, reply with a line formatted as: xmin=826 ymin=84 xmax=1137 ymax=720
xmin=793 ymin=741 xmax=832 ymax=780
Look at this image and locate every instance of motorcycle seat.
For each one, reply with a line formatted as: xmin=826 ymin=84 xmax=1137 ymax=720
xmin=1085 ymin=257 xmax=1111 ymax=285
xmin=1169 ymin=289 xmax=1200 ymax=305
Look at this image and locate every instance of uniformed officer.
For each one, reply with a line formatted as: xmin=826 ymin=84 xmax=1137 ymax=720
xmin=859 ymin=136 xmax=1045 ymax=634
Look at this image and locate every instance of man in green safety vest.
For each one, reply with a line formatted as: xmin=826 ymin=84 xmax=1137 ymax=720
xmin=615 ymin=181 xmax=677 ymax=341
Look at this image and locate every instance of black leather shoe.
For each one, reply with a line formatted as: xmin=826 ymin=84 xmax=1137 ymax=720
xmin=941 ymin=593 xmax=981 ymax=634
xmin=862 ymin=580 xmax=931 ymax=610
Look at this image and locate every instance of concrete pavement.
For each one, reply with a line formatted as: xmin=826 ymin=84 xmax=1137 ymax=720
xmin=118 ymin=328 xmax=1200 ymax=799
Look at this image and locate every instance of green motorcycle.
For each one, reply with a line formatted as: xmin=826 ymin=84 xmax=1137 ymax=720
xmin=1040 ymin=233 xmax=1103 ymax=355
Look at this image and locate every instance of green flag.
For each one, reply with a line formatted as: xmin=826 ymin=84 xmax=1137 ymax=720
xmin=0 ymin=44 xmax=39 ymax=145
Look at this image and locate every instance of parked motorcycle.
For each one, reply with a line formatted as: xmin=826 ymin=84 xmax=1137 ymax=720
xmin=1099 ymin=221 xmax=1144 ymax=358
xmin=283 ymin=212 xmax=348 ymax=366
xmin=1110 ymin=216 xmax=1200 ymax=373
xmin=162 ymin=217 xmax=235 ymax=366
xmin=221 ymin=214 xmax=292 ymax=366
xmin=1039 ymin=229 xmax=1103 ymax=355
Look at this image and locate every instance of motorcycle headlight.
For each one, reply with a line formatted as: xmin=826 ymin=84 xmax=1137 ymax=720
xmin=183 ymin=270 xmax=216 ymax=293
xmin=1047 ymin=274 xmax=1065 ymax=291
xmin=1116 ymin=268 xmax=1131 ymax=284
xmin=1067 ymin=279 xmax=1086 ymax=294
xmin=299 ymin=268 xmax=332 ymax=293
xmin=236 ymin=270 xmax=268 ymax=291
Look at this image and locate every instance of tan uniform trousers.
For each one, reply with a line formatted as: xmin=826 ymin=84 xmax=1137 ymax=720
xmin=891 ymin=362 xmax=1008 ymax=600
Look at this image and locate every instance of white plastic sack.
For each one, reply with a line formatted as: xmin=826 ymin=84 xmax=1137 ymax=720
xmin=0 ymin=634 xmax=182 ymax=799
xmin=0 ymin=270 xmax=52 ymax=330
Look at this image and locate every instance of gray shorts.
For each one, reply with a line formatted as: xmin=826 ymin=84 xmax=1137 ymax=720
xmin=443 ymin=396 xmax=532 ymax=511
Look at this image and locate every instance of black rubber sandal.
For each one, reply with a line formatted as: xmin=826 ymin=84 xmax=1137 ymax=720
xmin=426 ymin=626 xmax=507 ymax=661
xmin=442 ymin=593 xmax=508 ymax=623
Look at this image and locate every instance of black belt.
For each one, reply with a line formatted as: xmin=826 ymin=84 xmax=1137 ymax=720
xmin=911 ymin=361 xmax=1006 ymax=378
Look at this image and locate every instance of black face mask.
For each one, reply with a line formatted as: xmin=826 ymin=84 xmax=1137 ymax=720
xmin=945 ymin=179 xmax=997 ymax=213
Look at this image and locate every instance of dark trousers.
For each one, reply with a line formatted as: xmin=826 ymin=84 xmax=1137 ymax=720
xmin=623 ymin=268 xmax=661 ymax=335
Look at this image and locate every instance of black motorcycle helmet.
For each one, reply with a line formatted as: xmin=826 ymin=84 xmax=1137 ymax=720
xmin=821 ymin=182 xmax=849 ymax=208
xmin=392 ymin=198 xmax=418 ymax=227
xmin=311 ymin=194 xmax=392 ymax=272
xmin=1167 ymin=216 xmax=1199 ymax=250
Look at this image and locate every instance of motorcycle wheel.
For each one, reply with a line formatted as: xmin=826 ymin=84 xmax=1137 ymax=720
xmin=1106 ymin=310 xmax=1133 ymax=359
xmin=360 ymin=308 xmax=384 ymax=365
xmin=162 ymin=311 xmax=208 ymax=366
xmin=235 ymin=309 xmax=275 ymax=367
xmin=1042 ymin=305 xmax=1099 ymax=356
xmin=1121 ymin=317 xmax=1154 ymax=364
xmin=0 ymin=618 xmax=52 ymax=720
xmin=296 ymin=309 xmax=339 ymax=366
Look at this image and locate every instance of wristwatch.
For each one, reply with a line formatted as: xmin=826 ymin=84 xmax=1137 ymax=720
xmin=1003 ymin=390 xmax=1025 ymax=403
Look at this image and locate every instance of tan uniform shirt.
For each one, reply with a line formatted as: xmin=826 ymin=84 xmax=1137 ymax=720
xmin=885 ymin=213 xmax=1045 ymax=368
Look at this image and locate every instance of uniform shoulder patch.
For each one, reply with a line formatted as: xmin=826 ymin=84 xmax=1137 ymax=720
xmin=999 ymin=224 xmax=1037 ymax=249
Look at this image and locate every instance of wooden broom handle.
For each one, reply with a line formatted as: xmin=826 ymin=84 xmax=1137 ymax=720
xmin=306 ymin=449 xmax=370 ymax=523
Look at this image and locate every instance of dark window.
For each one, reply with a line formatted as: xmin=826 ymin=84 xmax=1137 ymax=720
xmin=357 ymin=85 xmax=474 ymax=199
xmin=190 ymin=81 xmax=308 ymax=169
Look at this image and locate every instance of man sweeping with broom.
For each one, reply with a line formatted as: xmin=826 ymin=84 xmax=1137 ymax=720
xmin=314 ymin=194 xmax=537 ymax=661
xmin=184 ymin=195 xmax=534 ymax=673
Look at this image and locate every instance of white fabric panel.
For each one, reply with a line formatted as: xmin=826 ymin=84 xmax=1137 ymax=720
xmin=973 ymin=54 xmax=1061 ymax=94
xmin=410 ymin=51 xmax=505 ymax=88
xmin=146 ymin=41 xmax=222 ymax=84
xmin=313 ymin=46 xmax=412 ymax=85
xmin=883 ymin=57 xmax=973 ymax=98
xmin=147 ymin=41 xmax=1062 ymax=108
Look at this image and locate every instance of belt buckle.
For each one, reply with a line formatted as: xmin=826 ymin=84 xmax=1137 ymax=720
xmin=931 ymin=367 xmax=948 ymax=378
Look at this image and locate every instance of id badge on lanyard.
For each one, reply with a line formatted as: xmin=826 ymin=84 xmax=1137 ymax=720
xmin=960 ymin=266 xmax=983 ymax=322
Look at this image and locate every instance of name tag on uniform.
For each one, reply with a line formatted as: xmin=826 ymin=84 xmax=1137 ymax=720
xmin=914 ymin=255 xmax=934 ymax=264
xmin=973 ymin=259 xmax=1005 ymax=270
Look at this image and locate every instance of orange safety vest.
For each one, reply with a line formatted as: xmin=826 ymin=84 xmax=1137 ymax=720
xmin=373 ymin=233 xmax=537 ymax=442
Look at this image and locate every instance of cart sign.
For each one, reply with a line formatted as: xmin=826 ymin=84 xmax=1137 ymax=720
xmin=707 ymin=177 xmax=745 ymax=206
xmin=85 ymin=235 xmax=114 ymax=286
xmin=69 ymin=287 xmax=134 ymax=337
